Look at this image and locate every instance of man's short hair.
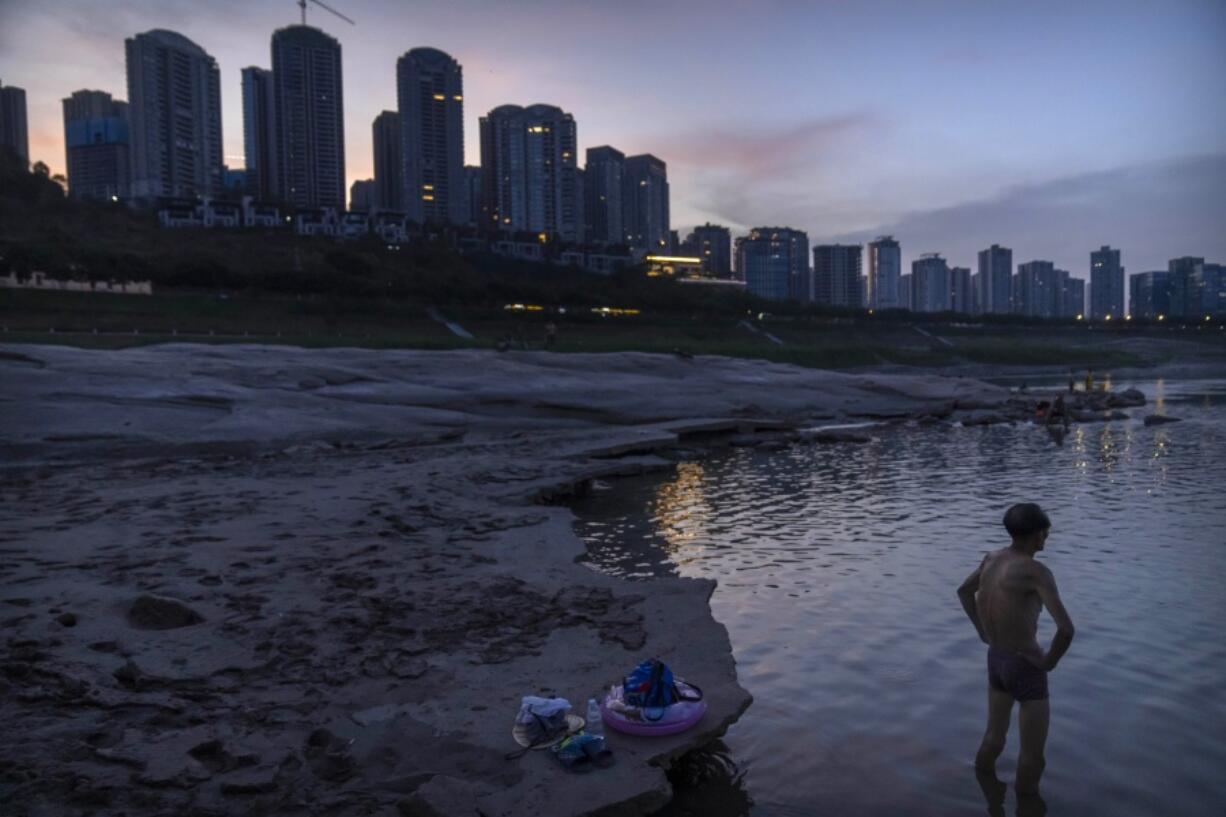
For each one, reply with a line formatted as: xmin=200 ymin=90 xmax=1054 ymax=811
xmin=1003 ymin=503 xmax=1051 ymax=538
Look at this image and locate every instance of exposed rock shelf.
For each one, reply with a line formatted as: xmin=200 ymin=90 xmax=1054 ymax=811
xmin=0 ymin=345 xmax=1038 ymax=815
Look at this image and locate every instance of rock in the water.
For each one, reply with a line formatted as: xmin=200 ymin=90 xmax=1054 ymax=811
xmin=1108 ymin=388 xmax=1147 ymax=408
xmin=127 ymin=594 xmax=205 ymax=630
xmin=1144 ymin=414 xmax=1181 ymax=426
xmin=55 ymin=612 xmax=77 ymax=627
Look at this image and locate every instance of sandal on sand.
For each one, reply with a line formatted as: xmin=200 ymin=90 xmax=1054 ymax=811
xmin=552 ymin=735 xmax=594 ymax=773
xmin=582 ymin=735 xmax=614 ymax=768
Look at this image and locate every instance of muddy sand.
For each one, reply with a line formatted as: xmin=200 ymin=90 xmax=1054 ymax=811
xmin=1 ymin=344 xmax=1022 ymax=816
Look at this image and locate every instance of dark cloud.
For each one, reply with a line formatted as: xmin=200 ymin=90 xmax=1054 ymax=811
xmin=833 ymin=153 xmax=1226 ymax=274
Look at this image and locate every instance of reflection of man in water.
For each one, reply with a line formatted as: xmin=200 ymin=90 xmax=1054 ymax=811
xmin=957 ymin=504 xmax=1076 ymax=796
xmin=1046 ymin=395 xmax=1069 ymax=431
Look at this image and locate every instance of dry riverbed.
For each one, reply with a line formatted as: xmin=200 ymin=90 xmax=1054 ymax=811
xmin=1 ymin=345 xmax=1100 ymax=816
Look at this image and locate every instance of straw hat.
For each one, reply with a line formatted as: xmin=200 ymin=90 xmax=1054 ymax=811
xmin=511 ymin=713 xmax=586 ymax=750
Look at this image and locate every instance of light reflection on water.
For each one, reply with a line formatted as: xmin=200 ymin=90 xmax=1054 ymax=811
xmin=574 ymin=379 xmax=1226 ymax=817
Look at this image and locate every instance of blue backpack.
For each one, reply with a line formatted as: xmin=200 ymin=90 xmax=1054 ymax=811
xmin=623 ymin=659 xmax=703 ymax=721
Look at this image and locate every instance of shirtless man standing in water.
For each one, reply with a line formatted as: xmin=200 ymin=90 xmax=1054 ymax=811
xmin=957 ymin=503 xmax=1076 ymax=795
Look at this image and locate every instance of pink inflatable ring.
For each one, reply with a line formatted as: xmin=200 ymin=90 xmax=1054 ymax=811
xmin=600 ymin=682 xmax=707 ymax=736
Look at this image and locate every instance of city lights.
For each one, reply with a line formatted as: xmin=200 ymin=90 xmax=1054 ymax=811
xmin=591 ymin=307 xmax=641 ymax=317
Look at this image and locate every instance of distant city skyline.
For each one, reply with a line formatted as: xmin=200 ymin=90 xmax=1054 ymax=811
xmin=1 ymin=0 xmax=1224 ymax=275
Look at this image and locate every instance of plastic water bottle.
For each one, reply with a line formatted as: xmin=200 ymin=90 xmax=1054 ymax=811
xmin=586 ymin=697 xmax=603 ymax=736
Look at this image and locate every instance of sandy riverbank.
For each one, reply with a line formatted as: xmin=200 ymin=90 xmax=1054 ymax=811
xmin=3 ymin=345 xmax=1030 ymax=815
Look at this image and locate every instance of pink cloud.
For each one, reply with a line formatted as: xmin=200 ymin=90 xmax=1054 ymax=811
xmin=660 ymin=113 xmax=881 ymax=178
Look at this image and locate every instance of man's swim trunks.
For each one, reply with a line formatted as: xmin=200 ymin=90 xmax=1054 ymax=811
xmin=987 ymin=646 xmax=1049 ymax=701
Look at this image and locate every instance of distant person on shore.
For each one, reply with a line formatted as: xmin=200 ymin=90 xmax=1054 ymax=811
xmin=545 ymin=321 xmax=557 ymax=348
xmin=957 ymin=503 xmax=1075 ymax=796
xmin=1068 ymin=371 xmax=1076 ymax=394
xmin=1084 ymin=369 xmax=1095 ymax=392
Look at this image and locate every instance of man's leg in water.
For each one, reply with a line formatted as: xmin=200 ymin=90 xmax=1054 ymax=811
xmin=976 ymin=686 xmax=1014 ymax=771
xmin=1016 ymin=699 xmax=1050 ymax=794
xmin=974 ymin=766 xmax=1008 ymax=817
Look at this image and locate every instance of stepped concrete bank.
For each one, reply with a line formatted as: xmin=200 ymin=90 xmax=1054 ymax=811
xmin=2 ymin=345 xmax=1019 ymax=815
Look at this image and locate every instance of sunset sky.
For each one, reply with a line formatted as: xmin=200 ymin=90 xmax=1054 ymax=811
xmin=1 ymin=0 xmax=1223 ymax=275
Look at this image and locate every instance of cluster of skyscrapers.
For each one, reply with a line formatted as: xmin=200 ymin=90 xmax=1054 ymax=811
xmin=3 ymin=24 xmax=1223 ymax=320
xmin=718 ymin=233 xmax=1090 ymax=319
xmin=1130 ymin=257 xmax=1225 ymax=321
xmin=34 ymin=22 xmax=675 ymax=255
xmin=863 ymin=239 xmax=1090 ymax=318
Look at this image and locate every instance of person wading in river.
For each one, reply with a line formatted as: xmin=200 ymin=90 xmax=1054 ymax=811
xmin=957 ymin=503 xmax=1076 ymax=796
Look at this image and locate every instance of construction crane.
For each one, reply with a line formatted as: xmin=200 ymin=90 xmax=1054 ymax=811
xmin=297 ymin=0 xmax=355 ymax=26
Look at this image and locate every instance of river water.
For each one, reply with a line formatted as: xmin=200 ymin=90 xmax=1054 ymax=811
xmin=573 ymin=378 xmax=1226 ymax=817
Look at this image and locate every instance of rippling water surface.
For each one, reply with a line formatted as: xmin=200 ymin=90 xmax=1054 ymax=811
xmin=573 ymin=379 xmax=1226 ymax=817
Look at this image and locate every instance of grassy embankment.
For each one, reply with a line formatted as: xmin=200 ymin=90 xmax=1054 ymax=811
xmin=3 ymin=152 xmax=1222 ymax=370
xmin=6 ymin=286 xmax=1220 ymax=371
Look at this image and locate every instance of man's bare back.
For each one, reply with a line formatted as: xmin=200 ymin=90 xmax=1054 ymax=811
xmin=976 ymin=548 xmax=1048 ymax=665
xmin=958 ymin=527 xmax=1075 ymax=673
xmin=957 ymin=503 xmax=1075 ymax=797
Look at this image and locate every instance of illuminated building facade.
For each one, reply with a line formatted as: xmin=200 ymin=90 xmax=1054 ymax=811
xmin=736 ymin=227 xmax=809 ymax=302
xmin=1192 ymin=263 xmax=1225 ymax=318
xmin=689 ymin=223 xmax=732 ymax=278
xmin=479 ymin=103 xmax=581 ymax=241
xmin=1089 ymin=245 xmax=1124 ymax=319
xmin=623 ymin=154 xmax=669 ymax=251
xmin=645 ymin=254 xmax=705 ymax=279
xmin=397 ymin=48 xmax=465 ymax=224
